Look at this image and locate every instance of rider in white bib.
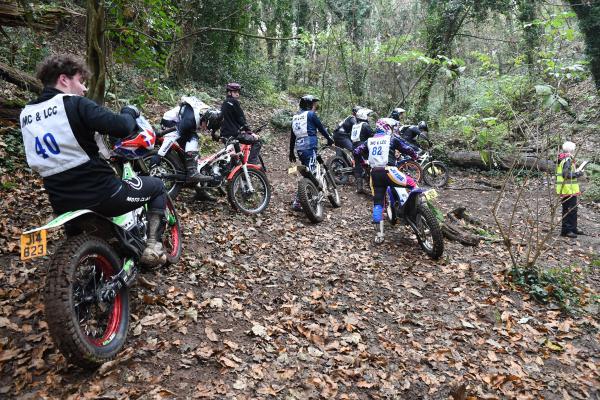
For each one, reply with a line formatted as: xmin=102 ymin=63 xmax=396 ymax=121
xmin=20 ymin=54 xmax=168 ymax=266
xmin=351 ymin=108 xmax=374 ymax=194
xmin=354 ymin=119 xmax=418 ymax=243
xmin=288 ymin=95 xmax=334 ymax=210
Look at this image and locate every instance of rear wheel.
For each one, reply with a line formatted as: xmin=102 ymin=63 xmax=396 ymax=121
xmin=398 ymin=160 xmax=423 ymax=183
xmin=423 ymin=161 xmax=449 ymax=187
xmin=162 ymin=197 xmax=182 ymax=266
xmin=327 ymin=156 xmax=350 ymax=185
xmin=297 ymin=178 xmax=323 ymax=223
xmin=325 ymin=171 xmax=341 ymax=208
xmin=144 ymin=150 xmax=185 ymax=199
xmin=227 ymin=168 xmax=271 ymax=214
xmin=414 ymin=202 xmax=444 ymax=259
xmin=44 ymin=235 xmax=130 ymax=369
xmin=384 ymin=189 xmax=397 ymax=224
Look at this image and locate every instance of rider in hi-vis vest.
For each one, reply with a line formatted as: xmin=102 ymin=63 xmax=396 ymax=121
xmin=288 ymin=95 xmax=334 ymax=210
xmin=20 ymin=54 xmax=168 ymax=266
xmin=556 ymin=141 xmax=583 ymax=238
xmin=354 ymin=119 xmax=418 ymax=244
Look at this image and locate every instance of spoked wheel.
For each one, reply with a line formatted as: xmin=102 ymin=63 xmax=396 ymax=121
xmin=414 ymin=202 xmax=444 ymax=259
xmin=423 ymin=161 xmax=449 ymax=187
xmin=227 ymin=168 xmax=271 ymax=214
xmin=398 ymin=160 xmax=423 ymax=183
xmin=327 ymin=156 xmax=350 ymax=185
xmin=325 ymin=171 xmax=342 ymax=208
xmin=44 ymin=235 xmax=130 ymax=369
xmin=162 ymin=197 xmax=182 ymax=266
xmin=297 ymin=178 xmax=324 ymax=223
xmin=143 ymin=151 xmax=185 ymax=199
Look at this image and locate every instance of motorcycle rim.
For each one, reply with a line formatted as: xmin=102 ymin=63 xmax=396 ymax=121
xmin=228 ymin=168 xmax=271 ymax=214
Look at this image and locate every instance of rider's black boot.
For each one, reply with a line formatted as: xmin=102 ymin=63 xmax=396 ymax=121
xmin=140 ymin=211 xmax=167 ymax=266
xmin=185 ymin=151 xmax=202 ymax=183
xmin=356 ymin=178 xmax=364 ymax=194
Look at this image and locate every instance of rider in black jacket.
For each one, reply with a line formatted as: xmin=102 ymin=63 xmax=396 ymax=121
xmin=19 ymin=54 xmax=167 ymax=266
xmin=220 ymin=83 xmax=262 ymax=165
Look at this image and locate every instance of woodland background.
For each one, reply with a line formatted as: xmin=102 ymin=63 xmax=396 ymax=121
xmin=0 ymin=0 xmax=598 ymax=399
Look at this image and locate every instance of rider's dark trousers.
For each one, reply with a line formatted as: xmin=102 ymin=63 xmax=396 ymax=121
xmin=370 ymin=166 xmax=417 ymax=206
xmin=334 ymin=135 xmax=353 ymax=156
xmin=91 ymin=176 xmax=166 ymax=217
xmin=561 ymin=195 xmax=578 ymax=234
xmin=352 ymin=141 xmax=366 ymax=179
xmin=297 ymin=148 xmax=317 ymax=169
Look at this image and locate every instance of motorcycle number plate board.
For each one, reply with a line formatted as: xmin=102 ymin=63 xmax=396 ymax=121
xmin=20 ymin=230 xmax=47 ymax=260
xmin=424 ymin=189 xmax=438 ymax=201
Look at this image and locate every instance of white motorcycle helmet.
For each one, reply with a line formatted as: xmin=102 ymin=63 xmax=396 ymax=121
xmin=356 ymin=108 xmax=373 ymax=122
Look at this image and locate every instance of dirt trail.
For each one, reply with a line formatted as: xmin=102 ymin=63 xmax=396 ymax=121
xmin=0 ymin=130 xmax=598 ymax=399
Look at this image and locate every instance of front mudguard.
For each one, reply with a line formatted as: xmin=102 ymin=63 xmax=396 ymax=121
xmin=226 ymin=163 xmax=263 ymax=181
xmin=297 ymin=165 xmax=322 ymax=191
xmin=400 ymin=189 xmax=427 ymax=224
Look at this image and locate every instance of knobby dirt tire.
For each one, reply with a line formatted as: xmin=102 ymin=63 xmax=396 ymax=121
xmin=325 ymin=171 xmax=342 ymax=208
xmin=399 ymin=160 xmax=423 ymax=183
xmin=327 ymin=156 xmax=350 ymax=185
xmin=44 ymin=234 xmax=130 ymax=369
xmin=297 ymin=178 xmax=324 ymax=223
xmin=144 ymin=150 xmax=185 ymax=199
xmin=227 ymin=168 xmax=271 ymax=215
xmin=163 ymin=197 xmax=182 ymax=266
xmin=423 ymin=161 xmax=449 ymax=188
xmin=415 ymin=203 xmax=444 ymax=259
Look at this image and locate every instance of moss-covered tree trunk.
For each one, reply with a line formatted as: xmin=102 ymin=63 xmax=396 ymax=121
xmin=86 ymin=0 xmax=106 ymax=104
xmin=568 ymin=0 xmax=600 ymax=90
xmin=517 ymin=0 xmax=540 ymax=75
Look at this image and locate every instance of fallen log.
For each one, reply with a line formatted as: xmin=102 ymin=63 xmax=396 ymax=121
xmin=0 ymin=60 xmax=42 ymax=93
xmin=0 ymin=96 xmax=24 ymax=121
xmin=0 ymin=1 xmax=73 ymax=31
xmin=447 ymin=151 xmax=555 ymax=173
xmin=441 ymin=206 xmax=503 ymax=246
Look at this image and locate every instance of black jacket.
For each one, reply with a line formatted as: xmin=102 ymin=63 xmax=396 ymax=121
xmin=334 ymin=115 xmax=356 ymax=138
xmin=354 ymin=122 xmax=374 ymax=144
xmin=220 ymin=96 xmax=248 ymax=137
xmin=401 ymin=125 xmax=422 ymax=145
xmin=27 ymin=87 xmax=137 ymax=213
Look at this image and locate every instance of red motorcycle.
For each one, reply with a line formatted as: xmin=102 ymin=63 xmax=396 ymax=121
xmin=145 ymin=126 xmax=271 ymax=215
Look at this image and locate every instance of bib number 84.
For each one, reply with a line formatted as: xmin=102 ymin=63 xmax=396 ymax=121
xmin=35 ymin=133 xmax=61 ymax=159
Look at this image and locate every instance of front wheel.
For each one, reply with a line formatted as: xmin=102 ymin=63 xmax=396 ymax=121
xmin=44 ymin=235 xmax=130 ymax=369
xmin=297 ymin=178 xmax=324 ymax=223
xmin=227 ymin=168 xmax=271 ymax=214
xmin=414 ymin=203 xmax=444 ymax=259
xmin=422 ymin=161 xmax=449 ymax=187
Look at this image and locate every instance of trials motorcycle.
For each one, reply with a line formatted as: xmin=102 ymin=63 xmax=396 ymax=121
xmin=20 ymin=116 xmax=182 ymax=369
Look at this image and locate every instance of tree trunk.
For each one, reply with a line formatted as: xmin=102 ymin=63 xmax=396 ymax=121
xmin=85 ymin=0 xmax=106 ymax=105
xmin=0 ymin=96 xmax=25 ymax=121
xmin=0 ymin=1 xmax=70 ymax=30
xmin=568 ymin=0 xmax=600 ymax=90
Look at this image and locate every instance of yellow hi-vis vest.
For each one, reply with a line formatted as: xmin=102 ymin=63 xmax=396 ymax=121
xmin=556 ymin=157 xmax=580 ymax=196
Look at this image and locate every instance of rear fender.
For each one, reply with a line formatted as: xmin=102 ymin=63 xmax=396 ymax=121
xmin=23 ymin=210 xmax=103 ymax=234
xmin=297 ymin=165 xmax=322 ymax=190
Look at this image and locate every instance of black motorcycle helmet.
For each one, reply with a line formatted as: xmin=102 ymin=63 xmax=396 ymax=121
xmin=418 ymin=120 xmax=428 ymax=132
xmin=204 ymin=109 xmax=222 ymax=131
xmin=389 ymin=107 xmax=405 ymax=121
xmin=352 ymin=105 xmax=361 ymax=115
xmin=299 ymin=95 xmax=319 ymax=110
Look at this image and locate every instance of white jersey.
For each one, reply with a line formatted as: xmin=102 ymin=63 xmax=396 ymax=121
xmin=292 ymin=111 xmax=309 ymax=138
xmin=20 ymin=94 xmax=90 ymax=177
xmin=351 ymin=122 xmax=365 ymax=142
xmin=367 ymin=135 xmax=391 ymax=168
xmin=162 ymin=106 xmax=180 ymax=122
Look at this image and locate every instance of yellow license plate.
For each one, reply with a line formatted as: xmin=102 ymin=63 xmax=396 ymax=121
xmin=287 ymin=166 xmax=298 ymax=174
xmin=424 ymin=189 xmax=438 ymax=201
xmin=20 ymin=230 xmax=47 ymax=260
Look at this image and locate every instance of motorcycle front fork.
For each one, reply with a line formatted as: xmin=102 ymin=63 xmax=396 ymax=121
xmin=240 ymin=164 xmax=255 ymax=192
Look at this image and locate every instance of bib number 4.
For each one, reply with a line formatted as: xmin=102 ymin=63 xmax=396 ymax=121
xmin=35 ymin=133 xmax=61 ymax=159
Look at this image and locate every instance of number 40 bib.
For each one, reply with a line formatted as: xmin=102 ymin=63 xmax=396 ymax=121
xmin=20 ymin=94 xmax=90 ymax=177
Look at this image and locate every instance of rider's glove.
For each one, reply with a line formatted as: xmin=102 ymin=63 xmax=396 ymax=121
xmin=289 ymin=153 xmax=296 ymax=163
xmin=121 ymin=105 xmax=140 ymax=119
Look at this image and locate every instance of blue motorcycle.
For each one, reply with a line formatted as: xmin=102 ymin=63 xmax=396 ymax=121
xmin=384 ymin=186 xmax=444 ymax=259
